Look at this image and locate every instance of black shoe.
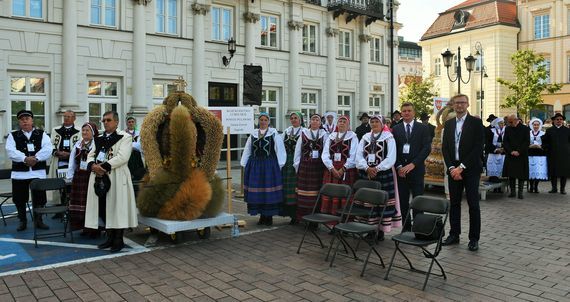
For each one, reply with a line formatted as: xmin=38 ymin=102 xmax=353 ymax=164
xmin=264 ymin=216 xmax=273 ymax=226
xmin=377 ymin=231 xmax=385 ymax=242
xmin=549 ymin=189 xmax=558 ymax=194
xmin=289 ymin=217 xmax=297 ymax=225
xmin=561 ymin=190 xmax=567 ymax=195
xmin=17 ymin=221 xmax=27 ymax=232
xmin=97 ymin=230 xmax=114 ymax=249
xmin=442 ymin=235 xmax=460 ymax=246
xmin=110 ymin=229 xmax=125 ymax=253
xmin=35 ymin=218 xmax=50 ymax=230
xmin=257 ymin=216 xmax=265 ymax=225
xmin=468 ymin=240 xmax=479 ymax=251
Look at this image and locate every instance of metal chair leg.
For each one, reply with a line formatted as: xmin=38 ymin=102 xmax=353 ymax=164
xmin=324 ymin=230 xmax=336 ymax=261
xmin=422 ymin=257 xmax=437 ymax=291
xmin=384 ymin=246 xmax=399 ymax=280
xmin=296 ymin=223 xmax=310 ymax=254
xmin=329 ymin=234 xmax=343 ymax=268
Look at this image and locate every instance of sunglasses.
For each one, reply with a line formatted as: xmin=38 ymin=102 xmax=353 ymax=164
xmin=101 ymin=118 xmax=114 ymax=123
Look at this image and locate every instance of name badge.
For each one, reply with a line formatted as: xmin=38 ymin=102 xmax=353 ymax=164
xmin=334 ymin=153 xmax=342 ymax=162
xmin=96 ymin=151 xmax=106 ymax=162
xmin=63 ymin=139 xmax=70 ymax=147
xmin=367 ymin=154 xmax=376 ymax=164
xmin=312 ymin=150 xmax=319 ymax=159
xmin=80 ymin=160 xmax=88 ymax=170
xmin=27 ymin=143 xmax=35 ymax=152
xmin=403 ymin=143 xmax=410 ymax=154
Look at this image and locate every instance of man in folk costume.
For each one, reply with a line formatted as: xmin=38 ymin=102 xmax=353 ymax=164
xmin=502 ymin=114 xmax=530 ymax=199
xmin=86 ymin=111 xmax=137 ymax=253
xmin=486 ymin=117 xmax=506 ymax=189
xmin=544 ymin=113 xmax=570 ymax=194
xmin=124 ymin=116 xmax=145 ymax=183
xmin=323 ymin=112 xmax=338 ymax=134
xmin=6 ymin=110 xmax=53 ymax=231
xmin=49 ymin=110 xmax=81 ymax=178
xmin=527 ymin=118 xmax=548 ymax=193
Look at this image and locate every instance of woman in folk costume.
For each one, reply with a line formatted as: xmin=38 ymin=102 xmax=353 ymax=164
xmin=241 ymin=113 xmax=286 ymax=226
xmin=323 ymin=112 xmax=338 ymax=134
xmin=281 ymin=112 xmax=305 ymax=224
xmin=320 ymin=115 xmax=358 ymax=215
xmin=66 ymin=122 xmax=99 ymax=237
xmin=355 ymin=115 xmax=401 ymax=240
xmin=528 ymin=118 xmax=548 ymax=193
xmin=486 ymin=117 xmax=506 ymax=188
xmin=294 ymin=113 xmax=326 ymax=221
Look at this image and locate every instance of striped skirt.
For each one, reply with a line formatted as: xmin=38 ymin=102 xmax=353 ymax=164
xmin=281 ymin=152 xmax=297 ymax=218
xmin=320 ymin=168 xmax=357 ymax=215
xmin=244 ymin=157 xmax=283 ymax=216
xmin=69 ymin=169 xmax=90 ymax=230
xmin=296 ymin=158 xmax=325 ymax=220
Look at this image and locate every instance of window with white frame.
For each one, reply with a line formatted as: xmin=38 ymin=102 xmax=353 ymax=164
xmin=91 ymin=0 xmax=116 ymax=27
xmin=259 ymin=89 xmax=279 ymax=128
xmin=338 ymin=30 xmax=351 ymax=59
xmin=211 ymin=6 xmax=233 ymax=41
xmin=301 ymin=90 xmax=319 ymax=122
xmin=534 ymin=14 xmax=550 ymax=40
xmin=156 ymin=0 xmax=177 ymax=34
xmin=475 ymin=55 xmax=482 ymax=72
xmin=368 ymin=94 xmax=385 ymax=116
xmin=434 ymin=58 xmax=441 ymax=76
xmin=12 ymin=0 xmax=43 ymax=18
xmin=370 ymin=36 xmax=383 ymax=63
xmin=260 ymin=15 xmax=278 ymax=48
xmin=87 ymin=79 xmax=120 ymax=129
xmin=337 ymin=93 xmax=352 ymax=121
xmin=9 ymin=75 xmax=48 ymax=131
xmin=302 ymin=24 xmax=317 ymax=54
xmin=152 ymin=80 xmax=177 ymax=105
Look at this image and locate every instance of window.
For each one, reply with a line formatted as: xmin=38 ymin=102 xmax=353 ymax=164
xmin=452 ymin=55 xmax=458 ymax=74
xmin=301 ymin=90 xmax=319 ymax=121
xmin=370 ymin=37 xmax=383 ymax=63
xmin=302 ymin=24 xmax=317 ymax=53
xmin=530 ymin=105 xmax=554 ymax=122
xmin=156 ymin=0 xmax=177 ymax=34
xmin=337 ymin=93 xmax=352 ymax=123
xmin=12 ymin=0 xmax=42 ymax=18
xmin=369 ymin=94 xmax=385 ymax=116
xmin=152 ymin=81 xmax=177 ymax=105
xmin=9 ymin=75 xmax=47 ymax=131
xmin=534 ymin=14 xmax=550 ymax=39
xmin=537 ymin=58 xmax=551 ymax=84
xmin=259 ymin=89 xmax=279 ymax=128
xmin=564 ymin=104 xmax=570 ymax=120
xmin=260 ymin=15 xmax=278 ymax=48
xmin=434 ymin=58 xmax=441 ymax=76
xmin=87 ymin=79 xmax=120 ymax=129
xmin=211 ymin=6 xmax=233 ymax=41
xmin=91 ymin=0 xmax=116 ymax=27
xmin=399 ymin=47 xmax=421 ymax=60
xmin=338 ymin=30 xmax=351 ymax=59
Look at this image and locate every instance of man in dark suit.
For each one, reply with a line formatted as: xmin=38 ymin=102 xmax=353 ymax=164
xmin=441 ymin=94 xmax=485 ymax=252
xmin=393 ymin=103 xmax=433 ymax=230
xmin=355 ymin=113 xmax=371 ymax=140
xmin=420 ymin=112 xmax=436 ymax=139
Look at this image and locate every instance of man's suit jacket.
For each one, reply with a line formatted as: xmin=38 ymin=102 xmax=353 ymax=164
xmin=392 ymin=121 xmax=433 ymax=180
xmin=442 ymin=114 xmax=485 ymax=176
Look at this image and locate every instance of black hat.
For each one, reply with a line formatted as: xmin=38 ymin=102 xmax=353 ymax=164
xmin=486 ymin=114 xmax=498 ymax=123
xmin=359 ymin=113 xmax=370 ymax=120
xmin=391 ymin=110 xmax=401 ymax=117
xmin=94 ymin=174 xmax=111 ymax=197
xmin=420 ymin=112 xmax=430 ymax=120
xmin=552 ymin=113 xmax=566 ymax=120
xmin=17 ymin=110 xmax=33 ymax=119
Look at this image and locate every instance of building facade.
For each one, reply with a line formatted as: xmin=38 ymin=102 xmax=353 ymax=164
xmin=419 ymin=0 xmax=519 ymax=120
xmin=397 ymin=36 xmax=422 ymax=83
xmin=518 ymin=0 xmax=570 ymax=120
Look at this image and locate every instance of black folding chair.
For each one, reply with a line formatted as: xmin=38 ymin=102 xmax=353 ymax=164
xmin=328 ymin=188 xmax=388 ymax=277
xmin=384 ymin=195 xmax=450 ymax=290
xmin=30 ymin=178 xmax=73 ymax=248
xmin=0 ymin=193 xmax=34 ymax=226
xmin=296 ymin=183 xmax=352 ymax=255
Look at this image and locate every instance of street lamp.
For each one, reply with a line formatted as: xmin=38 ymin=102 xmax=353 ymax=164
xmin=475 ymin=42 xmax=488 ymax=118
xmin=222 ymin=37 xmax=236 ymax=67
xmin=441 ymin=46 xmax=477 ymax=94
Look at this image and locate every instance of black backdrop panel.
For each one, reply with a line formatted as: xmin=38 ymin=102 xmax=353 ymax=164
xmin=243 ymin=65 xmax=263 ymax=106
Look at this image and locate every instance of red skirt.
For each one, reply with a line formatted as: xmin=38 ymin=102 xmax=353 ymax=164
xmin=69 ymin=169 xmax=90 ymax=230
xmin=320 ymin=167 xmax=357 ymax=215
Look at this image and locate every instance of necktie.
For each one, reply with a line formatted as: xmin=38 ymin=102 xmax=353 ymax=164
xmin=406 ymin=123 xmax=411 ymax=139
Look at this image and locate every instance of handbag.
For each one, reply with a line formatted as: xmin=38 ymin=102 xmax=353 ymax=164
xmin=412 ymin=213 xmax=444 ymax=241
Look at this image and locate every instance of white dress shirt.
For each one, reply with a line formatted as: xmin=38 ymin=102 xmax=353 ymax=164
xmin=455 ymin=116 xmax=465 ymax=161
xmin=6 ymin=129 xmax=53 ymax=180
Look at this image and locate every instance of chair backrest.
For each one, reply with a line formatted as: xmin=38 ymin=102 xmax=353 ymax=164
xmin=352 ymin=188 xmax=388 ymax=207
xmin=410 ymin=196 xmax=449 ymax=215
xmin=352 ymin=179 xmax=382 ymax=192
xmin=30 ymin=178 xmax=66 ymax=192
xmin=319 ymin=183 xmax=352 ymax=199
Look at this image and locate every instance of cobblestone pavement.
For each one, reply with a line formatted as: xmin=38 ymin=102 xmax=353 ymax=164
xmin=1 ymin=183 xmax=570 ymax=301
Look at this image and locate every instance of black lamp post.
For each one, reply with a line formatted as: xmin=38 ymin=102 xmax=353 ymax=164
xmin=441 ymin=46 xmax=477 ymax=94
xmin=475 ymin=42 xmax=488 ymax=118
xmin=222 ymin=37 xmax=236 ymax=67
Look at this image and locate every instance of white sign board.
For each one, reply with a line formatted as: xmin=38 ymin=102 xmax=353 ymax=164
xmin=433 ymin=97 xmax=450 ymax=115
xmin=208 ymin=107 xmax=254 ymax=134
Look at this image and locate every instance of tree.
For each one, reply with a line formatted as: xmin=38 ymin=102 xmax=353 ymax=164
xmin=497 ymin=50 xmax=562 ymax=118
xmin=399 ymin=75 xmax=438 ymax=118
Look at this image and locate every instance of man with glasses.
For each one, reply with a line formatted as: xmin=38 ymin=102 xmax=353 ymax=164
xmin=544 ymin=113 xmax=570 ymax=194
xmin=441 ymin=94 xmax=485 ymax=252
xmin=85 ymin=111 xmax=138 ymax=253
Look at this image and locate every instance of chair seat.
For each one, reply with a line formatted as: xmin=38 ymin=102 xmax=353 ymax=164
xmin=339 ymin=208 xmax=370 ymax=217
xmin=334 ymin=222 xmax=377 ymax=234
xmin=34 ymin=206 xmax=68 ymax=214
xmin=302 ymin=213 xmax=341 ymax=223
xmin=392 ymin=231 xmax=439 ymax=246
xmin=0 ymin=192 xmax=12 ymax=199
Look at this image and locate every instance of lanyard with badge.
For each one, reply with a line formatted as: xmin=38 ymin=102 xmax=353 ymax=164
xmin=310 ymin=129 xmax=320 ymax=159
xmin=368 ymin=132 xmax=382 ymax=165
xmin=26 ymin=138 xmax=36 ymax=153
xmin=333 ymin=132 xmax=347 ymax=162
xmin=403 ymin=123 xmax=412 ymax=155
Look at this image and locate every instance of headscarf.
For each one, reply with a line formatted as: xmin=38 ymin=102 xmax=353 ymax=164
xmin=369 ymin=114 xmax=390 ymax=132
xmin=528 ymin=117 xmax=543 ymax=130
xmin=337 ymin=115 xmax=351 ymax=131
xmin=290 ymin=111 xmax=305 ymax=127
xmin=83 ymin=122 xmax=99 ymax=137
xmin=323 ymin=111 xmax=337 ymax=131
xmin=491 ymin=117 xmax=504 ymax=129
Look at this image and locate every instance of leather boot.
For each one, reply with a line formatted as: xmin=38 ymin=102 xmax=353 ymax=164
xmin=35 ymin=215 xmax=50 ymax=230
xmin=517 ymin=181 xmax=524 ymax=199
xmin=508 ymin=179 xmax=516 ymax=197
xmin=17 ymin=220 xmax=27 ymax=232
xmin=110 ymin=229 xmax=125 ymax=253
xmin=534 ymin=181 xmax=540 ymax=193
xmin=97 ymin=229 xmax=114 ymax=249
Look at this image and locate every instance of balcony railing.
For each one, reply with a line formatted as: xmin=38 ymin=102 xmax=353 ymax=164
xmin=328 ymin=0 xmax=384 ymax=25
xmin=305 ymin=0 xmax=322 ymax=5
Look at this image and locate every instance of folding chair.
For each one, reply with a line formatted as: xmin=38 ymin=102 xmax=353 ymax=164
xmin=296 ymin=183 xmax=352 ymax=255
xmin=0 ymin=193 xmax=33 ymax=226
xmin=30 ymin=178 xmax=73 ymax=248
xmin=328 ymin=188 xmax=388 ymax=277
xmin=384 ymin=195 xmax=450 ymax=291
